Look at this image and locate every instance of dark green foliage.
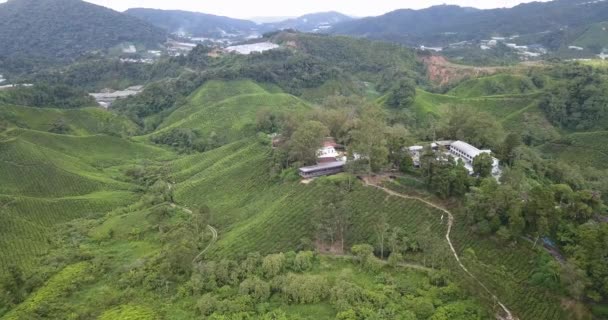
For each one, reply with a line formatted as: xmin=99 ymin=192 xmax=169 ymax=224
xmin=386 ymin=78 xmax=417 ymax=109
xmin=472 ymin=153 xmax=493 ymax=178
xmin=438 ymin=107 xmax=504 ymax=149
xmin=150 ymin=128 xmax=208 ymax=153
xmin=421 ymin=153 xmax=471 ymax=199
xmin=400 ymin=155 xmax=415 ymax=173
xmin=540 ymin=63 xmax=608 ymax=130
xmin=48 ymin=118 xmax=70 ymax=134
xmin=112 ymin=72 xmax=203 ymax=125
xmin=0 ymin=84 xmax=96 ymax=109
xmin=288 ymin=121 xmax=329 ymax=165
xmin=0 ymin=0 xmax=166 ymax=61
xmin=28 ymin=58 xmax=184 ymax=91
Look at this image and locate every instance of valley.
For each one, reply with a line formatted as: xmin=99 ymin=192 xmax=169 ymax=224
xmin=0 ymin=0 xmax=608 ymax=319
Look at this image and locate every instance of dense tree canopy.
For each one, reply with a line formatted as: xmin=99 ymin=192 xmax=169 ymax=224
xmin=540 ymin=63 xmax=608 ymax=130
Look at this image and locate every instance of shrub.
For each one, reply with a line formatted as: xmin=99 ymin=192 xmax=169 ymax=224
xmin=281 ymin=274 xmax=328 ymax=304
xmin=239 ymin=277 xmax=271 ymax=302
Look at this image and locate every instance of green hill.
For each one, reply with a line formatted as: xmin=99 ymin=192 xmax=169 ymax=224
xmin=0 ymin=128 xmax=173 ymax=274
xmin=540 ymin=131 xmax=608 ymax=169
xmin=0 ymin=104 xmax=140 ymax=136
xmin=154 ymin=80 xmax=310 ymax=144
xmin=5 ymin=129 xmax=171 ymax=167
xmin=572 ymin=21 xmax=608 ymax=51
xmin=0 ymin=0 xmax=166 ymax=60
xmin=448 ymin=74 xmax=538 ymax=98
xmin=410 ymin=88 xmax=541 ymax=121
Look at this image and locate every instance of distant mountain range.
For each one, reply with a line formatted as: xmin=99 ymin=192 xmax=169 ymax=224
xmin=263 ymin=12 xmax=353 ymax=33
xmin=125 ymin=8 xmax=260 ymax=39
xmin=329 ymin=0 xmax=608 ymax=52
xmin=4 ymin=0 xmax=608 ymax=63
xmin=0 ymin=0 xmax=166 ymax=60
xmin=126 ymin=9 xmax=354 ymax=37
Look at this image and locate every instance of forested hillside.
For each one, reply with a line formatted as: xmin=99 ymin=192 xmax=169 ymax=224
xmin=331 ymin=0 xmax=608 ymax=50
xmin=0 ymin=0 xmax=166 ymax=60
xmin=125 ymin=8 xmax=259 ymax=38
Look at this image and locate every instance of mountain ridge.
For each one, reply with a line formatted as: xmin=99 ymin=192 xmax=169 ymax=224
xmin=329 ymin=1 xmax=608 ymax=50
xmin=0 ymin=0 xmax=166 ymax=60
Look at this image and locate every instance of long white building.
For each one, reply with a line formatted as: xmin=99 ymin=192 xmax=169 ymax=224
xmin=447 ymin=141 xmax=501 ymax=177
xmin=407 ymin=140 xmax=502 ymax=179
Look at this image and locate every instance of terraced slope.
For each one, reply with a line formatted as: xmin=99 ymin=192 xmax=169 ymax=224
xmin=170 ymin=139 xmax=450 ymax=262
xmin=448 ymin=74 xmax=538 ymax=98
xmin=155 ymin=80 xmax=310 ymax=142
xmin=540 ymin=131 xmax=608 ymax=169
xmin=411 ymin=88 xmax=541 ymax=122
xmin=0 ymin=104 xmax=140 ymax=136
xmin=5 ymin=128 xmax=171 ymax=167
xmin=0 ymin=129 xmax=173 ymax=273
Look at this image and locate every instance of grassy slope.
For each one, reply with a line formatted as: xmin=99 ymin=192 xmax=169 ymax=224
xmin=0 ymin=128 xmax=173 ymax=273
xmin=384 ymin=179 xmax=571 ymax=320
xmin=0 ymin=104 xmax=140 ymax=136
xmin=170 ymin=139 xmax=575 ymax=319
xmin=412 ymin=88 xmax=541 ymax=124
xmin=447 ymin=73 xmax=537 ymax=98
xmin=572 ymin=21 xmax=608 ymax=49
xmin=170 ymin=140 xmax=450 ymax=261
xmin=419 ymin=73 xmax=608 ymax=170
xmin=154 ymin=80 xmax=310 ymax=142
xmin=540 ymin=131 xmax=608 ymax=168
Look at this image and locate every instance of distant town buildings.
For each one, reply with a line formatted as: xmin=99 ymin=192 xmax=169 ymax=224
xmin=0 ymin=83 xmax=33 ymax=91
xmin=479 ymin=37 xmax=547 ymax=59
xmin=122 ymin=44 xmax=137 ymax=54
xmin=89 ymin=86 xmax=144 ymax=109
xmin=225 ymin=42 xmax=280 ymax=55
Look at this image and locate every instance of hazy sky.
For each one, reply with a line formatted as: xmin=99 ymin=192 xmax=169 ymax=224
xmin=77 ymin=0 xmax=551 ymax=19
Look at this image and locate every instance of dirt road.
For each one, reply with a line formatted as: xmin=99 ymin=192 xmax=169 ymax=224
xmin=364 ymin=178 xmax=516 ymax=320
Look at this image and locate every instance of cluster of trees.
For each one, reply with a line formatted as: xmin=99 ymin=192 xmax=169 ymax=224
xmin=125 ymin=246 xmax=486 ymax=320
xmin=0 ymin=84 xmax=96 ymax=109
xmin=28 ymin=57 xmax=184 ymax=91
xmin=540 ymin=63 xmax=608 ymax=130
xmin=111 ymin=72 xmax=204 ymax=128
xmin=268 ymin=97 xmax=414 ymax=175
xmin=465 ymin=174 xmax=608 ymax=302
xmin=150 ymin=128 xmax=223 ymax=153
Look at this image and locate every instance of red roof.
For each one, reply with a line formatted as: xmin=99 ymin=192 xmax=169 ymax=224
xmin=322 ymin=138 xmax=338 ymax=148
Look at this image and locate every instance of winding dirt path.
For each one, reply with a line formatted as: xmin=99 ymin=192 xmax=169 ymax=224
xmin=364 ymin=179 xmax=515 ymax=320
xmin=169 ymin=202 xmax=218 ymax=263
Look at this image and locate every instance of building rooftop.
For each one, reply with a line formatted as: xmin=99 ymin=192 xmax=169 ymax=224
xmin=299 ymin=161 xmax=346 ymax=173
xmin=451 ymin=141 xmax=491 ymax=159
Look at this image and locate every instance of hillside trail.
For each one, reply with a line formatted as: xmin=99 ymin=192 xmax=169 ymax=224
xmin=363 ymin=177 xmax=516 ymax=320
xmin=169 ymin=202 xmax=218 ymax=263
xmin=323 ymin=253 xmax=434 ymax=272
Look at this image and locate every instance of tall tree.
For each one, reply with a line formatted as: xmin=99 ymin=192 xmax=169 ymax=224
xmin=385 ymin=78 xmax=417 ymax=109
xmin=289 ymin=121 xmax=330 ymax=165
xmin=473 ymin=153 xmax=493 ymax=178
xmin=350 ymin=106 xmax=389 ymax=174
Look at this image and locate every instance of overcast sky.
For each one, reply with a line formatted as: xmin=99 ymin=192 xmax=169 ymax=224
xmin=76 ymin=0 xmax=551 ymax=19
